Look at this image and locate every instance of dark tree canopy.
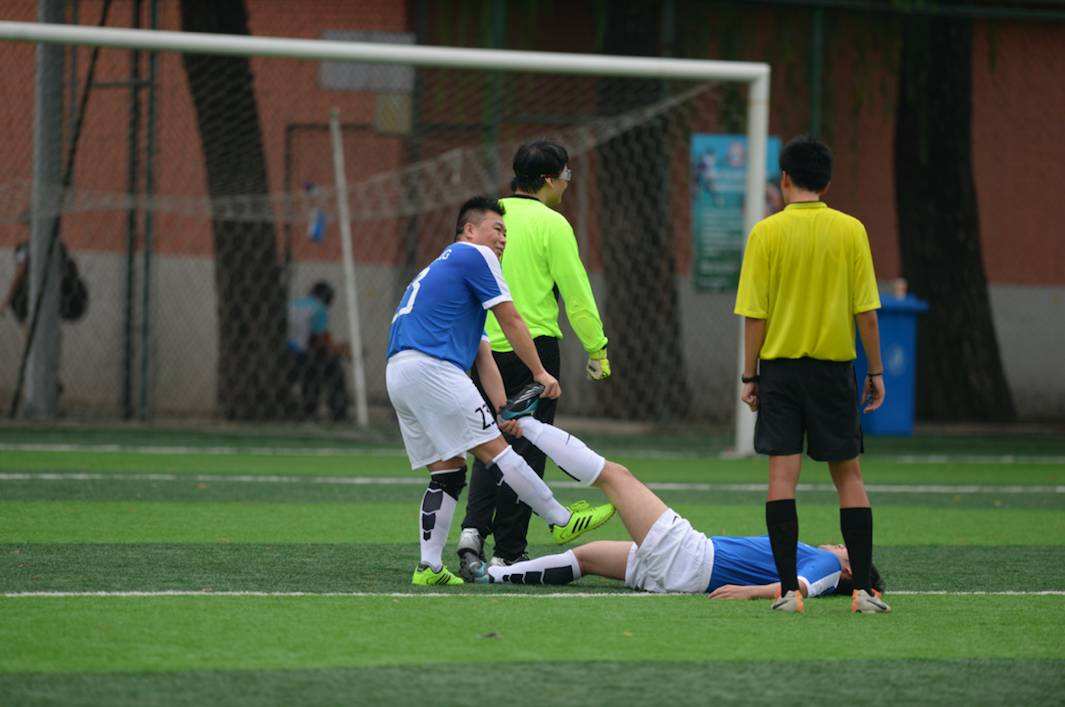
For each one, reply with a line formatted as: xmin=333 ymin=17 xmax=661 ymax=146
xmin=894 ymin=14 xmax=1015 ymax=421
xmin=596 ymin=1 xmax=689 ymax=420
xmin=180 ymin=0 xmax=288 ymax=420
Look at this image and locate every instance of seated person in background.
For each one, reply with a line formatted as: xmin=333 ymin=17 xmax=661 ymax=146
xmin=478 ymin=395 xmax=888 ymax=614
xmin=287 ymin=281 xmax=350 ymax=421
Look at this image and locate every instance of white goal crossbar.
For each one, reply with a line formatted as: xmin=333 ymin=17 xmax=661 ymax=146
xmin=0 ymin=21 xmax=767 ymax=453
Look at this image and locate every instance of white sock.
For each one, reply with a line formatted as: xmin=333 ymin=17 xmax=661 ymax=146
xmin=517 ymin=418 xmax=605 ymax=486
xmin=487 ymin=550 xmax=582 ymax=585
xmin=492 ymin=446 xmax=570 ymax=527
xmin=419 ymin=472 xmax=459 ymax=571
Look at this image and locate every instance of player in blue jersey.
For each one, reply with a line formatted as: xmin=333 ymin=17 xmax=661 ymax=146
xmin=386 ymin=196 xmax=616 ymax=587
xmin=470 ymin=405 xmax=888 ymax=612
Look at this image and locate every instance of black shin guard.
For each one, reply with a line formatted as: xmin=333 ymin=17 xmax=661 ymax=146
xmin=840 ymin=506 xmax=874 ymax=592
xmin=429 ymin=468 xmax=467 ymax=501
xmin=766 ymin=499 xmax=800 ymax=593
xmin=421 ymin=469 xmax=466 ymax=542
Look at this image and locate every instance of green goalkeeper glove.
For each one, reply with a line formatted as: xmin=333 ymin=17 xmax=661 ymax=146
xmin=586 ymin=348 xmax=611 ymax=381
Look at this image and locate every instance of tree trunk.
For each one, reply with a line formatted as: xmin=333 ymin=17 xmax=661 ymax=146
xmin=596 ymin=1 xmax=689 ymax=420
xmin=894 ymin=15 xmax=1015 ymax=421
xmin=180 ymin=0 xmax=287 ymax=420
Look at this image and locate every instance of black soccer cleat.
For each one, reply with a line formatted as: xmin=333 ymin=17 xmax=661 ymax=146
xmin=499 ymin=383 xmax=545 ymax=420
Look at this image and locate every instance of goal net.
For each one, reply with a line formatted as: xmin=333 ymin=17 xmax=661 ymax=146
xmin=0 ymin=9 xmax=766 ymax=448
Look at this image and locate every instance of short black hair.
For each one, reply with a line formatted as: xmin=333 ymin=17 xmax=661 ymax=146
xmin=511 ymin=140 xmax=568 ymax=193
xmin=779 ymin=135 xmax=832 ymax=192
xmin=455 ymin=196 xmax=505 ymax=237
xmin=834 ymin=563 xmax=885 ymax=597
xmin=309 ymin=280 xmax=335 ymax=306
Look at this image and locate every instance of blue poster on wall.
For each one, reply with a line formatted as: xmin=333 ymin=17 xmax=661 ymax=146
xmin=691 ymin=134 xmax=781 ymax=291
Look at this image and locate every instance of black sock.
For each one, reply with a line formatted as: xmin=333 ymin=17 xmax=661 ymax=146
xmin=840 ymin=506 xmax=874 ymax=593
xmin=766 ymin=499 xmax=800 ymax=593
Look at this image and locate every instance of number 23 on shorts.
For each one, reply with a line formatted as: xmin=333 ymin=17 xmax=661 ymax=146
xmin=475 ymin=402 xmax=496 ymax=430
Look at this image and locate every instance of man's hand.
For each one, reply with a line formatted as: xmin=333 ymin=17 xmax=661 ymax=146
xmin=498 ymin=417 xmax=523 ymax=438
xmin=740 ymin=381 xmax=759 ymax=412
xmin=861 ymin=374 xmax=886 ymax=412
xmin=533 ymin=370 xmax=561 ymax=399
xmin=708 ymin=584 xmax=756 ymax=600
xmin=586 ymin=348 xmax=611 ymax=381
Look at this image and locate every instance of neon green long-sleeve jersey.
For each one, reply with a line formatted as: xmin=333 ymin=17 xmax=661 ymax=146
xmin=485 ymin=195 xmax=608 ymax=354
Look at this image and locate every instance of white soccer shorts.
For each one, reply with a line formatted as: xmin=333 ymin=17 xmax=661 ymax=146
xmin=624 ymin=508 xmax=715 ymax=594
xmin=386 ymin=350 xmax=500 ymax=469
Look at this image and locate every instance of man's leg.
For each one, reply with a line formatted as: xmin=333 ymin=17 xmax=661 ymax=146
xmin=517 ymin=418 xmax=666 ymax=545
xmin=414 ymin=458 xmax=466 ymax=572
xmin=323 ymin=355 xmax=348 ymax=421
xmin=753 ymin=360 xmax=805 ymax=608
xmin=461 ymin=458 xmax=497 ymax=545
xmin=766 ymin=454 xmax=802 ymax=595
xmin=829 ymin=457 xmax=875 ymax=593
xmin=487 ymin=337 xmax=559 ymax=561
xmin=484 ymin=541 xmax=632 ymax=585
xmin=300 ymin=352 xmax=323 ymax=418
xmin=490 ymin=399 xmax=555 ymax=560
xmin=593 ymin=463 xmax=668 ymax=546
xmin=471 ymin=436 xmax=571 ymax=528
xmin=460 ymin=348 xmax=531 ymax=553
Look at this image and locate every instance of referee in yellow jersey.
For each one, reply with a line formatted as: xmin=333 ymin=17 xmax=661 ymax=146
xmin=458 ymin=141 xmax=609 ymax=576
xmin=734 ymin=135 xmax=891 ymax=614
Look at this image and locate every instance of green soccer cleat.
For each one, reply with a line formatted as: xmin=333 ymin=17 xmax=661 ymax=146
xmin=411 ymin=563 xmax=465 ymax=586
xmin=550 ymin=500 xmax=615 ymax=544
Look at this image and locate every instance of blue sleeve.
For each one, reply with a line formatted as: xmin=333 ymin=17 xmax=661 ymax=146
xmin=459 ymin=246 xmax=511 ymax=309
xmin=310 ymin=302 xmax=328 ymax=334
xmin=797 ymin=553 xmax=842 ymax=598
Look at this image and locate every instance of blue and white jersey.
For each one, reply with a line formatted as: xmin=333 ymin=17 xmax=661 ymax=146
xmin=707 ymin=536 xmax=842 ymax=597
xmin=387 ymin=242 xmax=511 ymax=371
xmin=287 ymin=295 xmax=329 ymax=354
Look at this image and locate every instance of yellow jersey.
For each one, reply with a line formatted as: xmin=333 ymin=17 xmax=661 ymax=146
xmin=734 ymin=201 xmax=880 ymax=361
xmin=485 ymin=196 xmax=607 ymax=353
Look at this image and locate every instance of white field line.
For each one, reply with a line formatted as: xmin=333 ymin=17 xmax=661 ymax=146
xmin=1 ymin=442 xmax=1064 ymax=465
xmin=2 ymin=590 xmax=1063 ymax=598
xmin=0 ymin=471 xmax=1062 ymax=495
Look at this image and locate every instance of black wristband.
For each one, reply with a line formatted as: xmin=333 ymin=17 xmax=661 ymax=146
xmin=867 ymin=371 xmax=884 ymax=377
xmin=741 ymin=374 xmax=760 ymax=384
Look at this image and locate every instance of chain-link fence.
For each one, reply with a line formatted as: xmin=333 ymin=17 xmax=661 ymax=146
xmin=0 ymin=3 xmax=767 ymax=426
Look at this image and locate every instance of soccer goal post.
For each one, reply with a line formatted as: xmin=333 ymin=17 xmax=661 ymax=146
xmin=0 ymin=19 xmax=766 ymax=451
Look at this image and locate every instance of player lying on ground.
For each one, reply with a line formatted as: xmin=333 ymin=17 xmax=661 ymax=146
xmin=386 ymin=197 xmax=615 ymax=587
xmin=479 ymin=395 xmax=888 ymax=613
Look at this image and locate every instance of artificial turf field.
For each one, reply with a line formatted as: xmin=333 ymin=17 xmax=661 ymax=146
xmin=1 ymin=425 xmax=1063 ymax=705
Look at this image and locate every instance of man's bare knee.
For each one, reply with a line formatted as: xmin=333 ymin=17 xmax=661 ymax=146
xmin=471 ymin=435 xmax=507 ymax=464
xmin=594 ymin=461 xmax=632 ymax=489
xmin=571 ymin=543 xmax=592 ymax=574
xmin=427 ymin=457 xmax=466 ymax=473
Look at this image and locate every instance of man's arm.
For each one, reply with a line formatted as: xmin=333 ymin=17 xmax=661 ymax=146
xmin=491 ymin=300 xmax=560 ymax=398
xmin=741 ymin=317 xmax=767 ymax=412
xmin=475 ymin=339 xmax=522 ymax=437
xmin=475 ymin=339 xmax=507 ymax=412
xmin=708 ymin=583 xmax=783 ymax=600
xmin=709 ymin=580 xmax=813 ymax=600
xmin=547 ymin=223 xmax=610 ymax=379
xmin=855 ymin=310 xmax=886 ymax=412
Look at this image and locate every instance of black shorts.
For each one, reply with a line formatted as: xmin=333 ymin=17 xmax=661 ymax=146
xmin=754 ymin=358 xmax=863 ymax=462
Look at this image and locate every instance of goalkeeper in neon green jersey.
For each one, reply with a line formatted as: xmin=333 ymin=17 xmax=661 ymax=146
xmin=459 ymin=140 xmax=610 ymax=578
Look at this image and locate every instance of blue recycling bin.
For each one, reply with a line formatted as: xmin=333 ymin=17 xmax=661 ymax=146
xmin=854 ymin=294 xmax=929 ymax=436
